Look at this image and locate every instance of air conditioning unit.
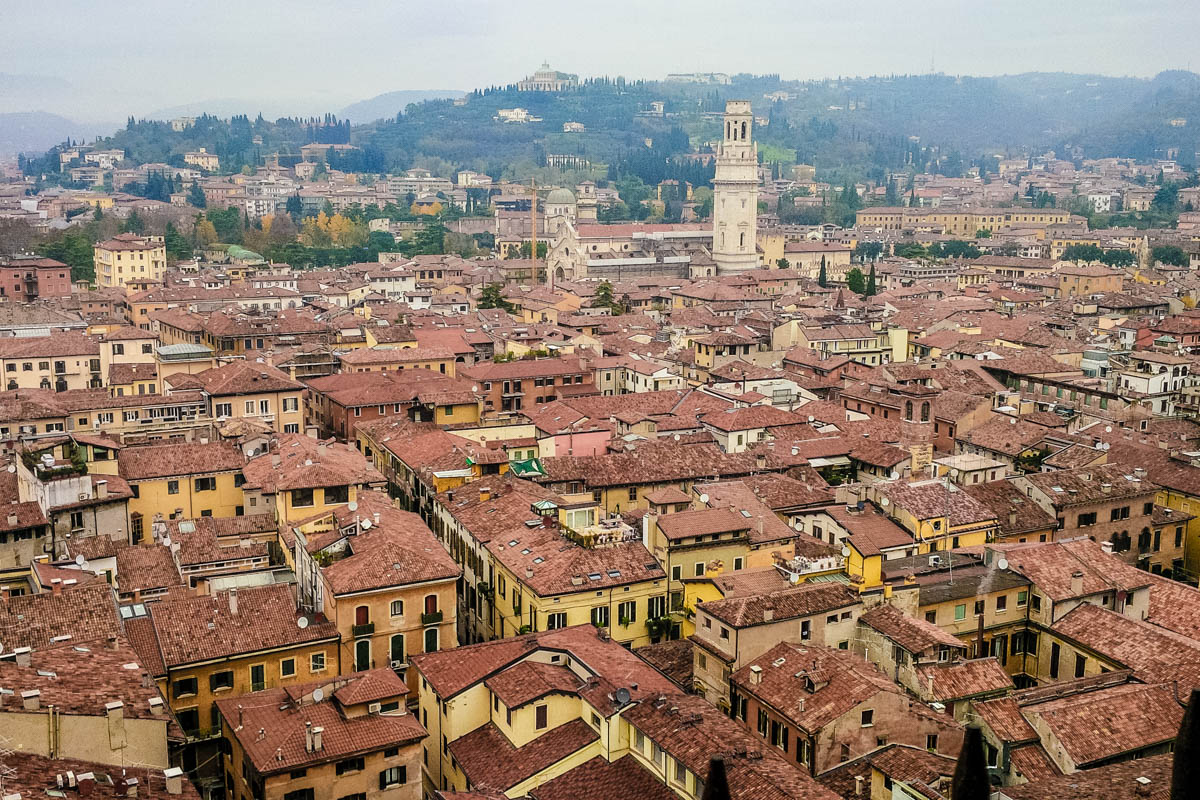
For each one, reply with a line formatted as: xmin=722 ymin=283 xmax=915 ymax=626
xmin=368 ymin=702 xmax=381 ymax=714
xmin=390 ymin=660 xmax=405 ymax=669
xmin=93 ymin=420 xmax=102 ymax=430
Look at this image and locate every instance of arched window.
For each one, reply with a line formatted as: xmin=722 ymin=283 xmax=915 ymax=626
xmin=424 ymin=628 xmax=439 ymax=653
xmin=424 ymin=594 xmax=438 ymax=615
xmin=355 ymin=605 xmax=369 ymax=626
xmin=741 ymin=121 xmax=747 ymax=139
xmin=390 ymin=634 xmax=405 ymax=665
xmin=390 ymin=600 xmax=404 ymax=617
xmin=920 ymin=402 xmax=930 ymax=422
xmin=905 ymin=401 xmax=914 ymax=421
xmin=1138 ymin=528 xmax=1152 ymax=552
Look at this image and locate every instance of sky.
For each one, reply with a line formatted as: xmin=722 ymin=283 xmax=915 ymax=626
xmin=2 ymin=0 xmax=1197 ymax=123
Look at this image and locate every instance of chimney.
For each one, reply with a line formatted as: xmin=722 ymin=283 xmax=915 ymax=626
xmin=125 ymin=777 xmax=139 ymax=798
xmin=373 ymin=512 xmax=380 ymax=525
xmin=1008 ymin=510 xmax=1017 ymax=529
xmin=755 ymin=453 xmax=766 ymax=470
xmin=304 ymin=721 xmax=314 ymax=753
xmin=163 ymin=767 xmax=183 ymax=796
xmin=1134 ymin=776 xmax=1152 ymax=797
xmin=762 ymin=608 xmax=773 ymax=622
xmin=854 ymin=775 xmax=865 ymax=796
xmin=22 ymin=689 xmax=40 ymax=711
xmin=311 ymin=727 xmax=324 ymax=751
xmin=228 ymin=588 xmax=238 ymax=615
xmin=51 ymin=577 xmax=63 ymax=595
xmin=479 ymin=487 xmax=491 ymax=503
xmin=1101 ymin=541 xmax=1114 ymax=555
xmin=14 ymin=646 xmax=31 ymax=667
xmin=927 ymin=674 xmax=935 ymax=698
xmin=1070 ymin=570 xmax=1084 ymax=596
xmin=149 ymin=697 xmax=164 ymax=715
xmin=96 ymin=480 xmax=108 ymax=499
xmin=78 ymin=772 xmax=96 ymax=797
xmin=525 ymin=567 xmax=534 ymax=578
xmin=749 ymin=665 xmax=763 ymax=685
xmin=7 ymin=513 xmax=18 ymax=526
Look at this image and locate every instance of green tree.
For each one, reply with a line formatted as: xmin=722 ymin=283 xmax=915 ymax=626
xmin=478 ymin=283 xmax=513 ymax=312
xmin=1100 ymin=249 xmax=1135 ymax=268
xmin=187 ymin=182 xmax=207 ymax=208
xmin=776 ymin=258 xmax=790 ymax=268
xmin=846 ymin=267 xmax=866 ymax=295
xmin=38 ymin=231 xmax=94 ymax=283
xmin=595 ymin=281 xmax=616 ymax=311
xmin=123 ymin=210 xmax=145 ymax=235
xmin=516 ymin=241 xmax=548 ymax=259
xmin=413 ymin=222 xmax=447 ymax=255
xmin=286 ymin=193 xmax=303 ymax=222
xmin=817 ymin=259 xmax=828 ymax=288
xmin=1151 ymin=245 xmax=1188 ymax=267
xmin=865 ymin=264 xmax=877 ymax=296
xmin=164 ymin=222 xmax=192 ymax=261
xmin=894 ymin=243 xmax=927 ymax=259
xmin=975 ymin=229 xmax=992 ymax=238
xmin=854 ymin=241 xmax=883 ymax=262
xmin=1061 ymin=244 xmax=1104 ymax=262
xmin=884 ymin=178 xmax=899 ymax=205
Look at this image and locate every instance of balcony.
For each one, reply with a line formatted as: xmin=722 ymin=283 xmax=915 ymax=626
xmin=421 ymin=610 xmax=443 ymax=625
xmin=351 ymin=622 xmax=375 ymax=637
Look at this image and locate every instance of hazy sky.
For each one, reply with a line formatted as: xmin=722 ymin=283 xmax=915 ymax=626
xmin=2 ymin=0 xmax=1197 ymax=121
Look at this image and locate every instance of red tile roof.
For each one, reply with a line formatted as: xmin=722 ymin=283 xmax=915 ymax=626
xmin=527 ymin=755 xmax=678 ymax=800
xmin=449 ymin=718 xmax=599 ymax=791
xmin=858 ymin=604 xmax=965 ymax=654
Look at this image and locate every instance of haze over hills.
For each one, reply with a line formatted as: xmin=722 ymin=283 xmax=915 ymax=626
xmin=339 ymin=90 xmax=467 ymax=122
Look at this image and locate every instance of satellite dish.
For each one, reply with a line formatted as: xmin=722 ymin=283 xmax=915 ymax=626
xmin=75 ymin=554 xmax=86 ymax=566
xmin=161 ymin=536 xmax=172 ymax=548
xmin=614 ymin=687 xmax=632 ymax=705
xmin=311 ymin=687 xmax=324 ymax=702
xmin=698 ymin=493 xmax=709 ymax=504
xmin=840 ymin=545 xmax=851 ymax=557
xmin=5 ymin=464 xmax=14 ymax=473
xmin=347 ymin=501 xmax=358 ymax=513
xmin=889 ymin=471 xmax=900 ymax=481
xmin=674 ymin=434 xmax=681 ymax=441
xmin=472 ymin=385 xmax=479 ymax=392
xmin=360 ymin=519 xmax=371 ymax=529
xmin=297 ymin=616 xmax=309 ymax=629
xmin=997 ymin=558 xmax=1009 ymax=571
xmin=1105 ymin=426 xmax=1113 ymax=433
xmin=1009 ymin=418 xmax=1017 ymax=425
xmin=807 ymin=415 xmax=815 ymax=423
xmin=880 ymin=497 xmax=890 ymax=507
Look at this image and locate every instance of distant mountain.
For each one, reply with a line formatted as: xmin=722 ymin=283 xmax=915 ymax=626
xmin=340 ymin=90 xmax=466 ymax=122
xmin=0 ymin=111 xmax=110 ymax=157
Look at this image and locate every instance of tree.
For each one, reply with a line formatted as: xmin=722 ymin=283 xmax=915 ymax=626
xmin=854 ymin=241 xmax=883 ymax=263
xmin=894 ymin=243 xmax=927 ymax=259
xmin=846 ymin=267 xmax=866 ymax=295
xmin=413 ymin=222 xmax=447 ymax=255
xmin=817 ymin=259 xmax=828 ymax=288
xmin=1152 ymin=245 xmax=1188 ymax=267
xmin=1100 ymin=249 xmax=1135 ymax=268
xmin=975 ymin=229 xmax=992 ymax=238
xmin=123 ymin=210 xmax=145 ymax=235
xmin=164 ymin=223 xmax=192 ymax=261
xmin=187 ymin=182 xmax=207 ymax=208
xmin=1061 ymin=243 xmax=1104 ymax=263
xmin=285 ymin=193 xmax=303 ymax=222
xmin=865 ymin=264 xmax=877 ymax=296
xmin=595 ymin=281 xmax=616 ymax=311
xmin=516 ymin=241 xmax=548 ymax=259
xmin=776 ymin=258 xmax=790 ymax=269
xmin=479 ymin=283 xmax=513 ymax=312
xmin=193 ymin=217 xmax=218 ymax=247
xmin=884 ymin=178 xmax=899 ymax=205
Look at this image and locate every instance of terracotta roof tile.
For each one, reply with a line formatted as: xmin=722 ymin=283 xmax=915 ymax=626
xmin=118 ymin=441 xmax=245 ymax=481
xmin=528 ymin=755 xmax=678 ymax=800
xmin=914 ymin=658 xmax=1013 ymax=702
xmin=858 ymin=604 xmax=965 ymax=654
xmin=698 ymin=583 xmax=859 ymax=629
xmin=449 ymin=719 xmax=598 ymax=791
xmin=1002 ymin=752 xmax=1171 ymax=800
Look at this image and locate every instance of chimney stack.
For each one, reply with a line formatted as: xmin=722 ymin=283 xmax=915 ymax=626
xmin=1070 ymin=570 xmax=1084 ymax=596
xmin=14 ymin=646 xmax=31 ymax=667
xmin=96 ymin=479 xmax=108 ymax=499
xmin=51 ymin=578 xmax=63 ymax=595
xmin=163 ymin=767 xmax=183 ymax=796
xmin=304 ymin=721 xmax=314 ymax=753
xmin=762 ymin=608 xmax=773 ymax=622
xmin=311 ymin=727 xmax=324 ymax=751
xmin=1008 ymin=510 xmax=1017 ymax=528
xmin=1134 ymin=776 xmax=1152 ymax=797
xmin=228 ymin=588 xmax=238 ymax=615
xmin=749 ymin=665 xmax=763 ymax=685
xmin=22 ymin=689 xmax=40 ymax=711
xmin=479 ymin=487 xmax=491 ymax=503
xmin=854 ymin=775 xmax=865 ymax=796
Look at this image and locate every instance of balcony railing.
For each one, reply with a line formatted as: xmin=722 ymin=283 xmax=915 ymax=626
xmin=421 ymin=610 xmax=443 ymax=625
xmin=351 ymin=622 xmax=375 ymax=637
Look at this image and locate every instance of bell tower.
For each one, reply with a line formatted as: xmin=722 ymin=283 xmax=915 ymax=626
xmin=712 ymin=100 xmax=759 ymax=275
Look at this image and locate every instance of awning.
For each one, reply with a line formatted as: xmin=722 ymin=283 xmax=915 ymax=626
xmin=510 ymin=458 xmax=545 ymax=477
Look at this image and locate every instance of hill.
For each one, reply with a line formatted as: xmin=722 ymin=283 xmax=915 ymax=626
xmin=0 ymin=111 xmax=108 ymax=157
xmin=340 ymin=90 xmax=467 ymax=122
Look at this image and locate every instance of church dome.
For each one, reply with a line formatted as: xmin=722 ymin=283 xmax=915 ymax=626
xmin=545 ymin=187 xmax=576 ymax=205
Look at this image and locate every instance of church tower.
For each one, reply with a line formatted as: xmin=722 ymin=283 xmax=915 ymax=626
xmin=712 ymin=100 xmax=759 ymax=275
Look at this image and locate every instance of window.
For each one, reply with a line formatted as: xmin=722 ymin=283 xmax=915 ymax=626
xmin=194 ymin=477 xmax=216 ymax=492
xmin=618 ymin=600 xmax=636 ymax=624
xmin=390 ymin=635 xmax=405 ymax=665
xmin=215 ymin=402 xmax=232 ymax=418
xmin=800 ymin=620 xmax=811 ymax=641
xmin=69 ymin=510 xmax=84 ymax=529
xmin=974 ymin=600 xmax=984 ymax=616
xmin=674 ymin=759 xmax=687 ymax=784
xmin=284 ymin=424 xmax=299 ymax=433
xmin=280 ymin=658 xmax=296 ymax=678
xmin=1074 ymin=653 xmax=1086 ymax=679
xmin=112 ymin=343 xmax=124 ymax=355
xmin=860 ymin=709 xmax=874 ymax=727
xmin=291 ymin=488 xmax=314 ymax=507
xmin=591 ymin=605 xmax=609 ymax=627
xmin=390 ymin=600 xmax=404 ymax=617
xmin=996 ymin=595 xmax=1008 ymax=612
xmin=336 ymin=757 xmax=364 ymax=776
xmin=627 ymin=487 xmax=637 ymax=501
xmin=694 ymin=562 xmax=705 ymax=577
xmin=925 ymin=610 xmax=937 ymax=624
xmin=954 ymin=604 xmax=966 ymax=621
xmin=535 ymin=704 xmax=548 ymax=729
xmin=245 ymin=400 xmax=255 ymax=414
xmin=1077 ymin=512 xmax=1097 ymax=527
xmin=1110 ymin=506 xmax=1130 ymax=522
xmin=733 ymin=556 xmax=743 ymax=570
xmin=176 ymin=707 xmax=199 ymax=734
xmin=1017 ymin=591 xmax=1027 ymax=608
xmin=172 ymin=677 xmax=198 ymax=698
xmin=209 ymin=670 xmax=234 ymax=691
xmin=719 ymin=626 xmax=730 ymax=640
xmin=757 ymin=708 xmax=768 ymax=736
xmin=283 ymin=397 xmax=299 ymax=412
xmin=167 ymin=480 xmax=179 ymax=495
xmin=671 ymin=565 xmax=681 ymax=581
xmin=424 ymin=627 xmax=438 ymax=653
xmin=289 ymin=770 xmax=307 ymax=780
xmin=547 ymin=611 xmax=567 ymax=629
xmin=1031 ymin=594 xmax=1042 ymax=613
xmin=324 ymin=485 xmax=349 ymax=504
xmin=926 ymin=734 xmax=938 ymax=752
xmin=311 ymin=652 xmax=326 ymax=672
xmin=250 ymin=664 xmax=265 ymax=691
xmin=1144 ymin=502 xmax=1155 ymax=516
xmin=142 ymin=343 xmax=153 ymax=354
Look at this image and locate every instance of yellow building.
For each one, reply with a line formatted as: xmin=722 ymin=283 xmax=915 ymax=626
xmin=241 ymin=433 xmax=386 ymax=525
xmin=94 ymin=233 xmax=167 ymax=290
xmin=290 ymin=490 xmax=460 ymax=692
xmin=855 ymin=207 xmax=1071 ymax=237
xmin=165 ymin=360 xmax=305 ymax=434
xmin=871 ymin=479 xmax=997 ymax=553
xmin=218 ymin=669 xmax=425 ymax=800
xmin=1055 ymin=264 xmax=1124 ymax=297
xmin=117 ymin=440 xmax=247 ymax=538
xmin=130 ymin=584 xmax=341 ymax=741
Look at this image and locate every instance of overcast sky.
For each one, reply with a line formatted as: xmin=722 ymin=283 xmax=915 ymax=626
xmin=2 ymin=0 xmax=1196 ymax=121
